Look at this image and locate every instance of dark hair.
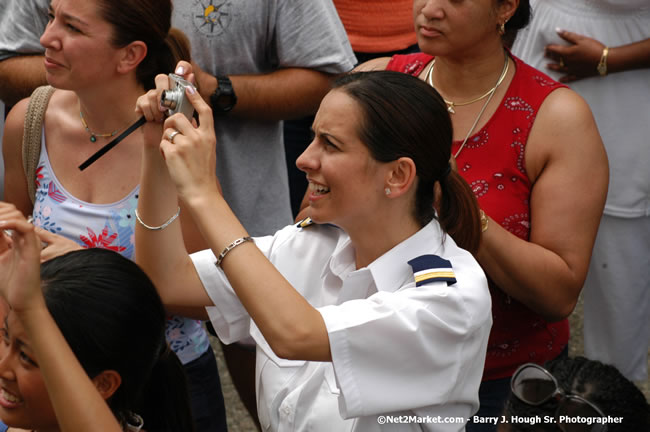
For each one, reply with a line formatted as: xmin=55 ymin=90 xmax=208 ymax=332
xmin=94 ymin=0 xmax=191 ymax=90
xmin=501 ymin=0 xmax=531 ymax=48
xmin=501 ymin=356 xmax=650 ymax=431
xmin=41 ymin=249 xmax=194 ymax=432
xmin=332 ymin=71 xmax=482 ymax=254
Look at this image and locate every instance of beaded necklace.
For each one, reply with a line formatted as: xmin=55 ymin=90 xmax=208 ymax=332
xmin=79 ymin=110 xmax=131 ymax=143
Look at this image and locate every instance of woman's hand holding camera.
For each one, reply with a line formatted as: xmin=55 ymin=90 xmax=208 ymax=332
xmin=135 ymin=73 xmax=171 ymax=150
xmin=135 ymin=61 xmax=220 ymax=207
xmin=161 ymin=74 xmax=220 ymax=207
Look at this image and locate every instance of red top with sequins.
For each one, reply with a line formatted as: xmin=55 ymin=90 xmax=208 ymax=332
xmin=387 ymin=53 xmax=569 ymax=381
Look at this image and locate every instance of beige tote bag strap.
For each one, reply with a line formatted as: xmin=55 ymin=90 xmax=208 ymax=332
xmin=22 ymin=85 xmax=55 ymax=204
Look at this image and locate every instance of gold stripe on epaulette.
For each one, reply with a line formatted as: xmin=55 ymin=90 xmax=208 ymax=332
xmin=414 ymin=271 xmax=456 ymax=284
xmin=297 ymin=217 xmax=314 ymax=228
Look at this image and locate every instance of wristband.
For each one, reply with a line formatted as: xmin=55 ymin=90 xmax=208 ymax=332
xmin=215 ymin=236 xmax=253 ymax=267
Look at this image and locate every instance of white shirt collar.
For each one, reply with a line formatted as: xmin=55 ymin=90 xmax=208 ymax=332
xmin=325 ymin=220 xmax=446 ymax=293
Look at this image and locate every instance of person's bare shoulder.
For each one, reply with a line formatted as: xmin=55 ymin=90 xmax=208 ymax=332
xmin=353 ymin=57 xmax=391 ymax=72
xmin=526 ymin=87 xmax=607 ymax=183
xmin=4 ymin=97 xmax=30 ymax=147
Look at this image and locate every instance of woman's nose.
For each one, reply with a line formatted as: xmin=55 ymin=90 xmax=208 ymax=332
xmin=420 ymin=0 xmax=445 ymax=20
xmin=40 ymin=19 xmax=60 ymax=50
xmin=296 ymin=140 xmax=320 ymax=174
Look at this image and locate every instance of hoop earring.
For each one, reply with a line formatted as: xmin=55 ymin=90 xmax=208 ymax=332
xmin=499 ymin=17 xmax=509 ymax=36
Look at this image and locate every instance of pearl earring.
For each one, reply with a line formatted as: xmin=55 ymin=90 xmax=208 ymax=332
xmin=385 ymin=187 xmax=391 ymax=196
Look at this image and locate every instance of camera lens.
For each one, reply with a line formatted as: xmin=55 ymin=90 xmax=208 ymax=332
xmin=161 ymin=89 xmax=178 ymax=110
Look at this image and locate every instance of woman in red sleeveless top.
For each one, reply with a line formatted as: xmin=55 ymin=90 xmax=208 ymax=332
xmin=356 ymin=1 xmax=609 ymax=430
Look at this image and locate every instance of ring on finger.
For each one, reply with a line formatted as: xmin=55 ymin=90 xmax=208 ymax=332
xmin=168 ymin=130 xmax=180 ymax=144
xmin=558 ymin=57 xmax=565 ymax=68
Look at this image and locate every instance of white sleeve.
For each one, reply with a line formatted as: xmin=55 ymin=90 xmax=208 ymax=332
xmin=318 ymin=273 xmax=491 ymax=419
xmin=191 ymin=249 xmax=251 ymax=344
xmin=189 ymin=230 xmax=293 ymax=344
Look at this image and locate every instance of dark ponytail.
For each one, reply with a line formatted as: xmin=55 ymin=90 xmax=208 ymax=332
xmin=95 ymin=0 xmax=192 ymax=90
xmin=41 ymin=249 xmax=194 ymax=431
xmin=137 ymin=347 xmax=195 ymax=432
xmin=333 ymin=71 xmax=482 ymax=253
xmin=437 ymin=171 xmax=482 ymax=255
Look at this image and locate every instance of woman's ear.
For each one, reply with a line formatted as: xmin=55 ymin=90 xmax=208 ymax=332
xmin=92 ymin=370 xmax=122 ymax=400
xmin=116 ymin=41 xmax=148 ymax=74
xmin=385 ymin=157 xmax=416 ymax=198
xmin=498 ymin=0 xmax=520 ymax=23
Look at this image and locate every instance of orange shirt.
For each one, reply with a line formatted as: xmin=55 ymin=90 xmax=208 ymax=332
xmin=333 ymin=0 xmax=416 ymax=53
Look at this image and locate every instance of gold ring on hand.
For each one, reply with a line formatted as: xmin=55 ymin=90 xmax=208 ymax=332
xmin=558 ymin=57 xmax=565 ymax=68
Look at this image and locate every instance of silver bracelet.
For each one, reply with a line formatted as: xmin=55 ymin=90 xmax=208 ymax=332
xmin=134 ymin=207 xmax=181 ymax=231
xmin=215 ymin=236 xmax=253 ymax=267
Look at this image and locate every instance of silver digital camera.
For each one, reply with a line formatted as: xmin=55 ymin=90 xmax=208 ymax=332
xmin=161 ymin=73 xmax=196 ymax=119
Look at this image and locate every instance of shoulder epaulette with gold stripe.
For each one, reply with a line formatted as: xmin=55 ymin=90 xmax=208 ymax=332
xmin=296 ymin=217 xmax=314 ymax=228
xmin=407 ymin=254 xmax=457 ymax=286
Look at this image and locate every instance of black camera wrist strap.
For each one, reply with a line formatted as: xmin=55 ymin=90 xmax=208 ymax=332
xmin=78 ymin=116 xmax=147 ymax=171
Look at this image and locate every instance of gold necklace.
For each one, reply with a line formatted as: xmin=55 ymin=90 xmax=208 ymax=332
xmin=426 ymin=53 xmax=509 ymax=114
xmin=426 ymin=53 xmax=510 ymax=158
xmin=453 ymin=81 xmax=498 ymax=159
xmin=79 ymin=111 xmax=126 ymax=143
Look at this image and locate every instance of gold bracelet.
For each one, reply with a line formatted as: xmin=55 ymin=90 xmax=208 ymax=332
xmin=479 ymin=210 xmax=489 ymax=233
xmin=597 ymin=46 xmax=609 ymax=76
xmin=215 ymin=236 xmax=253 ymax=267
xmin=134 ymin=207 xmax=180 ymax=231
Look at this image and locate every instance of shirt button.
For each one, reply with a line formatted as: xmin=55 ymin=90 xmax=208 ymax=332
xmin=281 ymin=406 xmax=292 ymax=416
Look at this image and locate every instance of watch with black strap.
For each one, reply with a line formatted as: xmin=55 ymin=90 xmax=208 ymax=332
xmin=210 ymin=75 xmax=237 ymax=114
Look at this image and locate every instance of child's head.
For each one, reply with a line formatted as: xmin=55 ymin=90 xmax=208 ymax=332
xmin=0 ymin=248 xmax=191 ymax=431
xmin=500 ymin=356 xmax=650 ymax=432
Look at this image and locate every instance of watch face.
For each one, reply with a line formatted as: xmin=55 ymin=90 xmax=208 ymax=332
xmin=215 ymin=94 xmax=235 ymax=111
xmin=212 ymin=77 xmax=236 ymax=112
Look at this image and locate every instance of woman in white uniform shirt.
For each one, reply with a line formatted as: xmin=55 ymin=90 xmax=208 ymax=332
xmin=134 ymin=68 xmax=492 ymax=431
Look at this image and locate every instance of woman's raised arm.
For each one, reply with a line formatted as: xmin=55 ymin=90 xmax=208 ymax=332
xmin=134 ymin=70 xmax=212 ymax=318
xmin=135 ymin=65 xmax=330 ymax=359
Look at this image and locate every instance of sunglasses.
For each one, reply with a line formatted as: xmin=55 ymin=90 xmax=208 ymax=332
xmin=510 ymin=363 xmax=608 ymax=432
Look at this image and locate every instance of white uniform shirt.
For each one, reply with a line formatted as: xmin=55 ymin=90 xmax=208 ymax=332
xmin=191 ymin=220 xmax=491 ymax=431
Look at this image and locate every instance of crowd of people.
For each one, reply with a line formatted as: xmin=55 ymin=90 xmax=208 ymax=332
xmin=0 ymin=1 xmax=648 ymax=432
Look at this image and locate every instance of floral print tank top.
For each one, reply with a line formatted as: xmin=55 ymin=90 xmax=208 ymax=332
xmin=33 ymin=136 xmax=209 ymax=364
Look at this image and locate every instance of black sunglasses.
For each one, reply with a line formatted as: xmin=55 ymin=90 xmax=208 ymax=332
xmin=510 ymin=363 xmax=608 ymax=432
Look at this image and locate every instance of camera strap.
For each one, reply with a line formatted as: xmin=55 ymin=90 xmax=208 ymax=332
xmin=78 ymin=116 xmax=147 ymax=171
